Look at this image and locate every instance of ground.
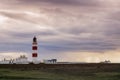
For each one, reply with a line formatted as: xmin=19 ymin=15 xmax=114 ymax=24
xmin=0 ymin=64 xmax=120 ymax=80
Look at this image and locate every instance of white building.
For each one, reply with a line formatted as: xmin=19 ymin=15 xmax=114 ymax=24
xmin=13 ymin=55 xmax=29 ymax=64
xmin=43 ymin=59 xmax=57 ymax=64
xmin=0 ymin=55 xmax=29 ymax=64
xmin=0 ymin=59 xmax=12 ymax=64
xmin=100 ymin=60 xmax=111 ymax=63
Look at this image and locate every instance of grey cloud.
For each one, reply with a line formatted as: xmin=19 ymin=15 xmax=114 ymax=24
xmin=16 ymin=0 xmax=100 ymax=7
xmin=0 ymin=34 xmax=113 ymax=54
xmin=0 ymin=0 xmax=101 ymax=9
xmin=0 ymin=11 xmax=44 ymax=24
xmin=0 ymin=12 xmax=27 ymax=20
xmin=39 ymin=38 xmax=117 ymax=53
xmin=8 ymin=30 xmax=58 ymax=38
xmin=0 ymin=0 xmax=120 ymax=55
xmin=0 ymin=42 xmax=31 ymax=53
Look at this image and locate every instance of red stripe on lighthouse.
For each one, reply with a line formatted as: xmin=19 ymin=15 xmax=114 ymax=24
xmin=32 ymin=46 xmax=37 ymax=50
xmin=32 ymin=53 xmax=38 ymax=57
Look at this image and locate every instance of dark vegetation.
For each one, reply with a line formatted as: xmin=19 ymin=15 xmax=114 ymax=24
xmin=0 ymin=63 xmax=120 ymax=80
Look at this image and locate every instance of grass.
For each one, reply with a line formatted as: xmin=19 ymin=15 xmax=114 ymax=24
xmin=0 ymin=68 xmax=120 ymax=80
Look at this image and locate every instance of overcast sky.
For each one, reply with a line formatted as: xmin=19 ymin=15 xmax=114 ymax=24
xmin=0 ymin=0 xmax=120 ymax=62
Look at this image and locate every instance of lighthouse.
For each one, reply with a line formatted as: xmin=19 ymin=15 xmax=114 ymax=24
xmin=32 ymin=36 xmax=38 ymax=64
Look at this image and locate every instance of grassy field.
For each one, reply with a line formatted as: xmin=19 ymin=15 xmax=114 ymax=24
xmin=0 ymin=64 xmax=120 ymax=80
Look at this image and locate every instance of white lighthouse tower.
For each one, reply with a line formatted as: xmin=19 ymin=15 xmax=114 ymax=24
xmin=32 ymin=36 xmax=39 ymax=64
